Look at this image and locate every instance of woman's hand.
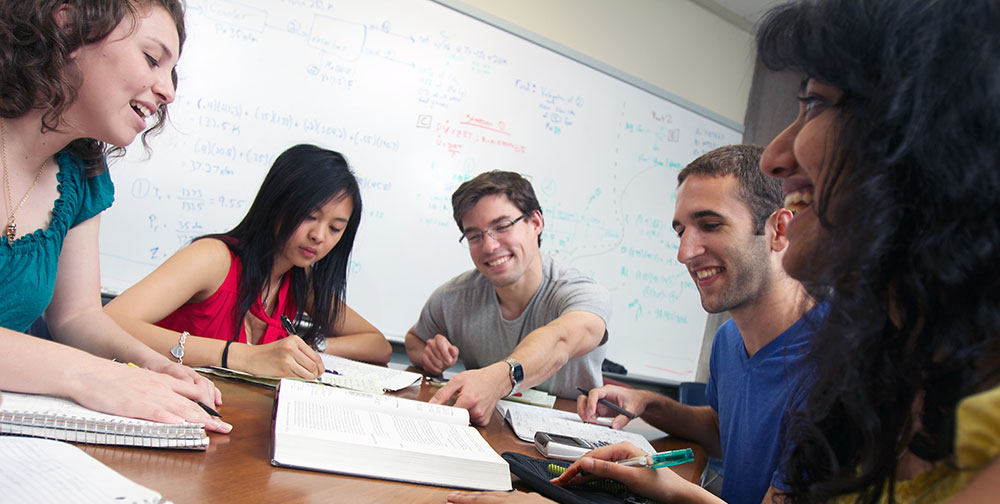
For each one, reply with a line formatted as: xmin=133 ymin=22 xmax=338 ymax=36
xmin=144 ymin=357 xmax=222 ymax=406
xmin=234 ymin=336 xmax=325 ymax=379
xmin=71 ymin=360 xmax=232 ymax=434
xmin=555 ymin=442 xmax=715 ymax=503
xmin=447 ymin=491 xmax=553 ymax=503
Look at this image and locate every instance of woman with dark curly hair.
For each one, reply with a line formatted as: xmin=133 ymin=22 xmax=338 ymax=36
xmin=758 ymin=0 xmax=1000 ymax=502
xmin=0 ymin=1 xmax=229 ymax=433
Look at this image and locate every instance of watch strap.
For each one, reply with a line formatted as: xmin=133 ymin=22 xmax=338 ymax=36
xmin=503 ymin=358 xmax=524 ymax=396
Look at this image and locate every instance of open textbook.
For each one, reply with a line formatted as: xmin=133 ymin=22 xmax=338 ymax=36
xmin=0 ymin=392 xmax=208 ymax=450
xmin=496 ymin=400 xmax=656 ymax=453
xmin=196 ymin=354 xmax=421 ymax=394
xmin=271 ymin=379 xmax=511 ymax=491
xmin=0 ymin=436 xmax=169 ymax=504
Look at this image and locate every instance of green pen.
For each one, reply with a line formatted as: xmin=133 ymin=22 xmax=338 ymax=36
xmin=617 ymin=448 xmax=694 ymax=469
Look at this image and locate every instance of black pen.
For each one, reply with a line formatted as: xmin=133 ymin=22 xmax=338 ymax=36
xmin=577 ymin=387 xmax=636 ymax=419
xmin=280 ymin=315 xmax=296 ymax=336
xmin=197 ymin=400 xmax=222 ymax=418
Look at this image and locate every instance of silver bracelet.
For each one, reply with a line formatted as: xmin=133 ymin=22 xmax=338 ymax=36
xmin=170 ymin=331 xmax=189 ymax=364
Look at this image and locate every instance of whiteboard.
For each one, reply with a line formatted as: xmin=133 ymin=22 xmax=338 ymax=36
xmin=99 ymin=0 xmax=743 ymax=384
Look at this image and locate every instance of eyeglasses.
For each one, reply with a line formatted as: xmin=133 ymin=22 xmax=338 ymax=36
xmin=459 ymin=214 xmax=529 ymax=247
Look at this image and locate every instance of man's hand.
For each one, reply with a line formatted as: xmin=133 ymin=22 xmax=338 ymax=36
xmin=420 ymin=333 xmax=459 ymax=375
xmin=577 ymin=385 xmax=655 ymax=429
xmin=429 ymin=362 xmax=509 ymax=425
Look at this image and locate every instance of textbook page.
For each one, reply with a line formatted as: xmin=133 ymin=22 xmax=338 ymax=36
xmin=496 ymin=400 xmax=655 ymax=453
xmin=0 ymin=436 xmax=167 ymax=504
xmin=280 ymin=378 xmax=468 ymax=424
xmin=272 ymin=380 xmax=510 ymax=490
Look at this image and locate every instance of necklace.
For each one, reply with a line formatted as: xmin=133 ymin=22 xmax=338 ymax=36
xmin=1 ymin=119 xmax=46 ymax=243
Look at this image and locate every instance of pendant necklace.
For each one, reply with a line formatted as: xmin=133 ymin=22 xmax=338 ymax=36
xmin=1 ymin=118 xmax=46 ymax=243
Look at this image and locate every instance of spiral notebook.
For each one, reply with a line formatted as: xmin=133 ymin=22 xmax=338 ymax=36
xmin=0 ymin=392 xmax=208 ymax=450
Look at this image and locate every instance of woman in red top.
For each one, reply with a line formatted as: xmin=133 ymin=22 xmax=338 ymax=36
xmin=106 ymin=144 xmax=391 ymax=379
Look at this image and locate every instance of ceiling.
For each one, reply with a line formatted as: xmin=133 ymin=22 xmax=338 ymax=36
xmin=692 ymin=0 xmax=786 ymax=32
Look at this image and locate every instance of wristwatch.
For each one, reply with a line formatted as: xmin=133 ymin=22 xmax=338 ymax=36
xmin=313 ymin=336 xmax=327 ymax=353
xmin=503 ymin=358 xmax=524 ymax=397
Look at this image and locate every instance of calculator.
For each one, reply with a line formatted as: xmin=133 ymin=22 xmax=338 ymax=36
xmin=533 ymin=431 xmax=607 ymax=461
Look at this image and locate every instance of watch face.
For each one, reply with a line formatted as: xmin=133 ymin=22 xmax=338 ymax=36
xmin=512 ymin=364 xmax=524 ymax=382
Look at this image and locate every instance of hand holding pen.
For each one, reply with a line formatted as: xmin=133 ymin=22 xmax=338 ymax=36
xmin=123 ymin=362 xmax=222 ymax=418
xmin=576 ymin=385 xmax=646 ymax=430
xmin=552 ymin=442 xmax=698 ymax=502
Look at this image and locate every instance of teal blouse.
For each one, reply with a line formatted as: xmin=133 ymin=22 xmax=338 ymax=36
xmin=0 ymin=151 xmax=114 ymax=332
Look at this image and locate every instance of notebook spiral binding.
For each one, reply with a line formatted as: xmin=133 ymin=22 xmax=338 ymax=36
xmin=0 ymin=411 xmax=208 ymax=450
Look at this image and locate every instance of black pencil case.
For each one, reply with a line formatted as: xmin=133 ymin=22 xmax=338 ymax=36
xmin=501 ymin=452 xmax=653 ymax=504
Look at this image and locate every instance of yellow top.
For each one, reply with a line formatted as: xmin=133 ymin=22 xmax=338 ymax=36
xmin=836 ymin=385 xmax=1000 ymax=503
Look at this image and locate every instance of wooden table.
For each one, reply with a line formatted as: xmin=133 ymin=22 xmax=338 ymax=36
xmin=81 ymin=376 xmax=706 ymax=503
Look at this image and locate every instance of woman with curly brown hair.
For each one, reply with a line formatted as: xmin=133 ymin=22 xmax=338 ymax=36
xmin=0 ymin=1 xmax=229 ymax=433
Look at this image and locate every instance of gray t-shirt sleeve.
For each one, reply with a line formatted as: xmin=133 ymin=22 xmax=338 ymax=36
xmin=544 ymin=266 xmax=612 ymax=342
xmin=412 ymin=283 xmax=450 ymax=343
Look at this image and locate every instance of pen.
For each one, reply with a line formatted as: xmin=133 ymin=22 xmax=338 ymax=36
xmin=280 ymin=315 xmax=296 ymax=335
xmin=124 ymin=362 xmax=222 ymax=418
xmin=196 ymin=401 xmax=222 ymax=418
xmin=617 ymin=448 xmax=694 ymax=469
xmin=577 ymin=387 xmax=636 ymax=420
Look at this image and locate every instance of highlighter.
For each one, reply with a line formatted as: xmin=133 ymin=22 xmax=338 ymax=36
xmin=617 ymin=448 xmax=694 ymax=469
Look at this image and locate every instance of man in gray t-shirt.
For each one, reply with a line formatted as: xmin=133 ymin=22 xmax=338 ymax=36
xmin=405 ymin=171 xmax=611 ymax=425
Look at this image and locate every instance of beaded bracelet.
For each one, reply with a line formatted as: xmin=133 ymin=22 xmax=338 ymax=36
xmin=170 ymin=331 xmax=189 ymax=364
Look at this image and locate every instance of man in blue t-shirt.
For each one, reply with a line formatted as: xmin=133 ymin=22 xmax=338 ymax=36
xmin=577 ymin=145 xmax=818 ymax=504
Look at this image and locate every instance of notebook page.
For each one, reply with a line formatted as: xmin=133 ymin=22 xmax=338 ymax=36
xmin=320 ymin=354 xmax=421 ymax=391
xmin=0 ymin=436 xmax=167 ymax=504
xmin=496 ymin=400 xmax=656 ymax=453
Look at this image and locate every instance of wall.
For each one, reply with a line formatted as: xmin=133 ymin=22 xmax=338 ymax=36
xmin=457 ymin=0 xmax=756 ymax=126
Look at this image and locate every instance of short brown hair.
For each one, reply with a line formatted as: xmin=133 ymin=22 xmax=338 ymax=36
xmin=452 ymin=170 xmax=543 ymax=246
xmin=677 ymin=145 xmax=781 ymax=235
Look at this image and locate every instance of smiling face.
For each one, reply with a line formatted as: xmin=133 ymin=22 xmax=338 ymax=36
xmin=760 ymin=79 xmax=844 ymax=279
xmin=277 ymin=194 xmax=354 ymax=272
xmin=672 ymin=174 xmax=772 ymax=314
xmin=64 ymin=5 xmax=180 ymax=147
xmin=461 ymin=193 xmax=543 ymax=289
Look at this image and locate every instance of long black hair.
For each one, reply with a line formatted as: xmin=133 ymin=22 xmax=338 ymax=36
xmin=205 ymin=144 xmax=362 ymax=348
xmin=757 ymin=0 xmax=1000 ymax=502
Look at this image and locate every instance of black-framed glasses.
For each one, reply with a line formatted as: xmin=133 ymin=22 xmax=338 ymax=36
xmin=458 ymin=214 xmax=529 ymax=247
